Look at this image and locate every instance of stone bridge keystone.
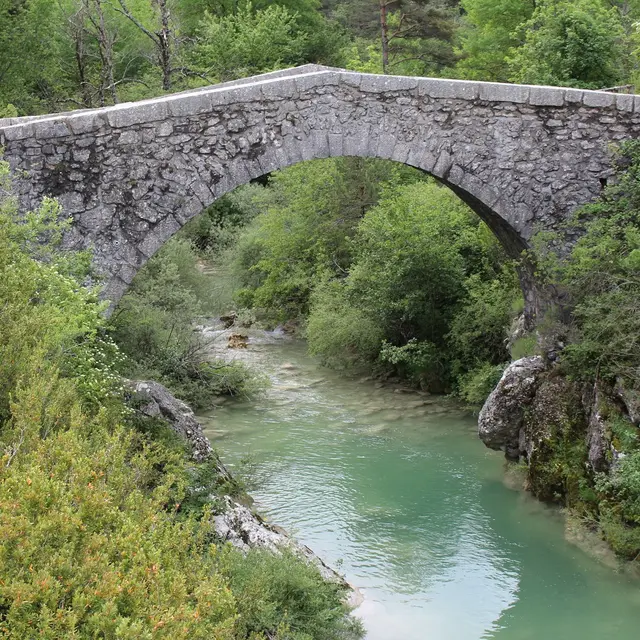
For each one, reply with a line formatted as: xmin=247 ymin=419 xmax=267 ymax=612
xmin=2 ymin=65 xmax=639 ymax=317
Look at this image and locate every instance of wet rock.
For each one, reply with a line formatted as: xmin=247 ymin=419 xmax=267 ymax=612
xmin=220 ymin=311 xmax=237 ymax=329
xmin=228 ymin=333 xmax=249 ymax=349
xmin=478 ymin=356 xmax=546 ymax=457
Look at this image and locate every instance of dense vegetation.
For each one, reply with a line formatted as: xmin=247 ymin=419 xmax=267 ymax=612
xmin=3 ymin=0 xmax=640 ymax=631
xmin=0 ymin=161 xmax=362 ymax=638
xmin=5 ymin=0 xmax=640 ymax=117
xmin=225 ymin=159 xmax=520 ymax=399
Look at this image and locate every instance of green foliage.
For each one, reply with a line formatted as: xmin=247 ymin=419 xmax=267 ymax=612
xmin=230 ymin=158 xmax=421 ymax=323
xmin=221 ymin=547 xmax=364 ymax=640
xmin=529 ymin=140 xmax=640 ymax=559
xmin=456 ymin=362 xmax=507 ymax=406
xmin=455 ymin=0 xmax=535 ymax=81
xmin=330 ymin=0 xmax=459 ymax=76
xmin=192 ymin=5 xmax=312 ymax=82
xmin=182 ymin=186 xmax=262 ymax=257
xmin=508 ymin=0 xmax=625 ymax=88
xmin=302 ymin=178 xmax=519 ymax=392
xmin=510 ymin=334 xmax=538 ymax=360
xmin=110 ymin=237 xmax=262 ymax=410
xmin=596 ymin=452 xmax=640 ymax=558
xmin=307 ymin=279 xmax=384 ymax=370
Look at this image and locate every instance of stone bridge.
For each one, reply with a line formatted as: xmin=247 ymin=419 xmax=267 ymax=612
xmin=2 ymin=65 xmax=639 ymax=314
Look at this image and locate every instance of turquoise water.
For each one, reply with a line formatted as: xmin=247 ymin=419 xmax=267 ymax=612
xmin=200 ymin=331 xmax=640 ymax=639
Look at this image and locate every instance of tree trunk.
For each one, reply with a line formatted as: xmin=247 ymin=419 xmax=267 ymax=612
xmin=157 ymin=0 xmax=172 ymax=91
xmin=379 ymin=0 xmax=389 ymax=74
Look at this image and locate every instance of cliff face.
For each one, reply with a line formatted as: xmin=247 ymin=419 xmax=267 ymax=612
xmin=478 ymin=358 xmax=640 ymax=559
xmin=478 ymin=358 xmax=632 ymax=474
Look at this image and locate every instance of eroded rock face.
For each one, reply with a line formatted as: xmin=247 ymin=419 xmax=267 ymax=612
xmin=583 ymin=383 xmax=611 ymax=473
xmin=213 ymin=496 xmax=347 ymax=585
xmin=614 ymin=378 xmax=640 ymax=426
xmin=478 ymin=356 xmax=546 ymax=457
xmin=127 ymin=380 xmax=217 ymax=464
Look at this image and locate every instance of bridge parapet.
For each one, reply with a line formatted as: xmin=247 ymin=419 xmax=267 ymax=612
xmin=1 ymin=67 xmax=639 ymax=315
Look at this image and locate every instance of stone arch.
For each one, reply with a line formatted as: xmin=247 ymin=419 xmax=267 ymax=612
xmin=2 ymin=65 xmax=639 ymax=317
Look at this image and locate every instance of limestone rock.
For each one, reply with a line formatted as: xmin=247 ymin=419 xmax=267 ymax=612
xmin=583 ymin=383 xmax=611 ymax=473
xmin=614 ymin=377 xmax=640 ymax=426
xmin=478 ymin=356 xmax=546 ymax=457
xmin=127 ymin=380 xmax=222 ymax=467
xmin=213 ymin=497 xmax=347 ymax=585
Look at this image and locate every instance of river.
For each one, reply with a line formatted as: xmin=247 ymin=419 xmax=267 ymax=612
xmin=199 ymin=326 xmax=640 ymax=639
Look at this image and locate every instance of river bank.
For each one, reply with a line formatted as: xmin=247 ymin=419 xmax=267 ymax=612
xmin=196 ymin=321 xmax=640 ymax=640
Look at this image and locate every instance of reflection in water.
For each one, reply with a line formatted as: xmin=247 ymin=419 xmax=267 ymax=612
xmin=199 ymin=327 xmax=639 ymax=640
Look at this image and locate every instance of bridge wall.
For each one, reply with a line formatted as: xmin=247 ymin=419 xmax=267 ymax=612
xmin=1 ymin=67 xmax=639 ymax=311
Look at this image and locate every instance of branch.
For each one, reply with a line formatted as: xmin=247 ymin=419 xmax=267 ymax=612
xmin=107 ymin=0 xmax=159 ymax=45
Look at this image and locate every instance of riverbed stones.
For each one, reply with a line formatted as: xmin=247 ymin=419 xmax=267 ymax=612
xmin=2 ymin=66 xmax=639 ymax=315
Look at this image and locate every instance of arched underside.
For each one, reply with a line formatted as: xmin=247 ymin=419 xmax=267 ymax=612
xmin=2 ymin=65 xmax=639 ymax=320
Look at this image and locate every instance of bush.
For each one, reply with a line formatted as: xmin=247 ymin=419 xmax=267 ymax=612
xmin=221 ymin=548 xmax=364 ymax=640
xmin=306 ymin=179 xmax=519 ymax=391
xmin=306 ymin=280 xmax=384 ymax=370
xmin=110 ymin=237 xmax=262 ymax=409
xmin=456 ymin=362 xmax=507 ymax=406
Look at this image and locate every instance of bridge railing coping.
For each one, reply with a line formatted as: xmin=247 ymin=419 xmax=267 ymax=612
xmin=0 ymin=64 xmax=332 ymax=129
xmin=1 ymin=68 xmax=638 ymax=144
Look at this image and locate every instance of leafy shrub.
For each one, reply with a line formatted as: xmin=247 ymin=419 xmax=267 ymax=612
xmin=456 ymin=362 xmax=507 ymax=406
xmin=181 ymin=186 xmax=261 ymax=258
xmin=306 ymin=280 xmax=384 ymax=370
xmin=306 ymin=179 xmax=519 ymax=391
xmin=110 ymin=237 xmax=263 ymax=409
xmin=220 ymin=548 xmax=364 ymax=640
xmin=229 ymin=158 xmax=424 ymax=324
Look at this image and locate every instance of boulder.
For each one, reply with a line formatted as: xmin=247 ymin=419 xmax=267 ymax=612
xmin=478 ymin=356 xmax=546 ymax=457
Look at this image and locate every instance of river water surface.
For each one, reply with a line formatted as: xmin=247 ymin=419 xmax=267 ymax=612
xmin=199 ymin=328 xmax=639 ymax=639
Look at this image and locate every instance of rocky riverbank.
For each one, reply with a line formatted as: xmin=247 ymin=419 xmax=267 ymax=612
xmin=127 ymin=378 xmax=358 ymax=600
xmin=478 ymin=356 xmax=640 ymax=565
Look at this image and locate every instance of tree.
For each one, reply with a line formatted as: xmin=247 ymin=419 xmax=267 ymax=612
xmin=110 ymin=0 xmax=178 ymax=91
xmin=191 ymin=4 xmax=310 ymax=82
xmin=455 ymin=0 xmax=535 ymax=82
xmin=508 ymin=0 xmax=626 ymax=89
xmin=329 ymin=0 xmax=459 ymax=75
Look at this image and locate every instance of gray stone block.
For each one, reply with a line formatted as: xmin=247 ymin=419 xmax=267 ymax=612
xmin=582 ymin=91 xmax=615 ymax=108
xmin=479 ymin=83 xmax=529 ymax=103
xmin=529 ymin=86 xmax=565 ymax=107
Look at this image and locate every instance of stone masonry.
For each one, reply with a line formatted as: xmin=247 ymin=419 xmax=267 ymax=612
xmin=1 ymin=64 xmax=639 ymax=313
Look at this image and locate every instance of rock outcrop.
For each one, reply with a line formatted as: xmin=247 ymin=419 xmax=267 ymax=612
xmin=213 ymin=496 xmax=347 ymax=585
xmin=128 ymin=380 xmax=218 ymax=465
xmin=127 ymin=379 xmax=352 ymax=593
xmin=478 ymin=356 xmax=546 ymax=458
